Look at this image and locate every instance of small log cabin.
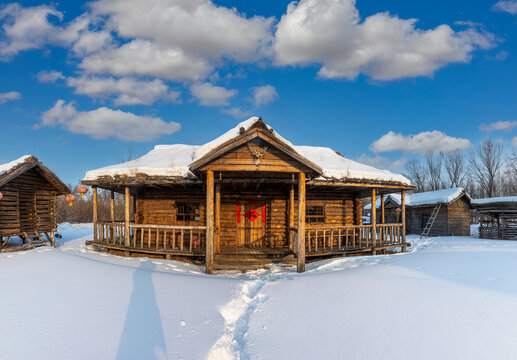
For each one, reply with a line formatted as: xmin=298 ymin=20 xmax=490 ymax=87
xmin=82 ymin=118 xmax=413 ymax=273
xmin=472 ymin=197 xmax=517 ymax=240
xmin=0 ymin=155 xmax=69 ymax=251
xmin=366 ymin=187 xmax=471 ymax=237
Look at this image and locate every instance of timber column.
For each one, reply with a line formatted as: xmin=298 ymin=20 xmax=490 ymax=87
xmin=125 ymin=186 xmax=130 ymax=247
xmin=371 ymin=188 xmax=377 ymax=255
xmin=401 ymin=190 xmax=406 ymax=252
xmin=297 ymin=172 xmax=306 ymax=273
xmin=289 ymin=183 xmax=295 ymax=252
xmin=215 ymin=181 xmax=221 ymax=254
xmin=206 ymin=170 xmax=215 ymax=274
xmin=93 ymin=186 xmax=98 ymax=242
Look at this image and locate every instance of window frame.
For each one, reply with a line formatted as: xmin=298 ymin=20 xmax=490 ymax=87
xmin=306 ymin=204 xmax=325 ymax=224
xmin=176 ymin=202 xmax=201 ymax=222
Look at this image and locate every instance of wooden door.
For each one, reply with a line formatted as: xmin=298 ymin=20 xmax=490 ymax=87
xmin=236 ymin=200 xmax=268 ymax=247
xmin=19 ymin=188 xmax=36 ymax=232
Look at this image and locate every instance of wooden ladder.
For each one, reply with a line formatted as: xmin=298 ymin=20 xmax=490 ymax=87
xmin=420 ymin=204 xmax=442 ymax=239
xmin=22 ymin=232 xmax=50 ymax=249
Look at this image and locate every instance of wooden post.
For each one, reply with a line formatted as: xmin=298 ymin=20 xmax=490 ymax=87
xmin=371 ymin=188 xmax=377 ymax=255
xmin=297 ymin=172 xmax=306 ymax=273
xmin=125 ymin=186 xmax=130 ymax=247
xmin=215 ymin=182 xmax=221 ymax=254
xmin=289 ymin=183 xmax=295 ymax=252
xmin=110 ymin=190 xmax=115 ymax=223
xmin=401 ymin=190 xmax=406 ymax=252
xmin=380 ymin=194 xmax=385 ymax=224
xmin=93 ymin=186 xmax=98 ymax=242
xmin=50 ymin=231 xmax=55 ymax=247
xmin=206 ymin=170 xmax=215 ymax=274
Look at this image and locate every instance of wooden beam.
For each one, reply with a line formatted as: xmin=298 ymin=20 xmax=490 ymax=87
xmin=297 ymin=172 xmax=306 ymax=273
xmin=371 ymin=188 xmax=377 ymax=255
xmin=125 ymin=186 xmax=130 ymax=246
xmin=93 ymin=186 xmax=98 ymax=242
xmin=380 ymin=193 xmax=385 ymax=224
xmin=401 ymin=190 xmax=406 ymax=252
xmin=215 ymin=182 xmax=221 ymax=254
xmin=110 ymin=190 xmax=115 ymax=223
xmin=289 ymin=183 xmax=295 ymax=252
xmin=206 ymin=170 xmax=215 ymax=274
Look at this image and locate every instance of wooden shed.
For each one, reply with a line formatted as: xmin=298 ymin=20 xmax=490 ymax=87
xmin=367 ymin=188 xmax=471 ymax=237
xmin=0 ymin=155 xmax=69 ymax=251
xmin=472 ymin=197 xmax=517 ymax=240
xmin=82 ymin=118 xmax=413 ymax=273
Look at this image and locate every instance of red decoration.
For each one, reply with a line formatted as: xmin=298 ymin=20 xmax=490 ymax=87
xmin=245 ymin=208 xmax=259 ymax=222
xmin=77 ymin=185 xmax=88 ymax=198
xmin=66 ymin=194 xmax=76 ymax=206
xmin=262 ymin=204 xmax=266 ymax=223
xmin=0 ymin=192 xmax=3 ymax=201
xmin=396 ymin=207 xmax=401 ymax=213
xmin=248 ymin=200 xmax=257 ymax=206
xmin=236 ymin=205 xmax=241 ymax=223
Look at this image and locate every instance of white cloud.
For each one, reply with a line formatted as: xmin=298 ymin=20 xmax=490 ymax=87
xmin=0 ymin=4 xmax=111 ymax=59
xmin=512 ymin=137 xmax=517 ymax=147
xmin=221 ymin=107 xmax=251 ymax=118
xmin=80 ymin=39 xmax=212 ymax=81
xmin=0 ymin=91 xmax=21 ymax=103
xmin=493 ymin=0 xmax=517 ymax=15
xmin=479 ymin=120 xmax=517 ymax=132
xmin=0 ymin=3 xmax=62 ymax=58
xmin=252 ymin=85 xmax=278 ymax=107
xmin=274 ymin=0 xmax=495 ymax=80
xmin=91 ymin=0 xmax=274 ymax=62
xmin=40 ymin=100 xmax=180 ymax=141
xmin=66 ymin=76 xmax=181 ymax=106
xmin=357 ymin=154 xmax=407 ymax=170
xmin=190 ymin=82 xmax=237 ymax=106
xmin=36 ymin=70 xmax=65 ymax=83
xmin=370 ymin=130 xmax=471 ymax=154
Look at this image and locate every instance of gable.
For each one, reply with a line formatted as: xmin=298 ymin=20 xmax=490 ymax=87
xmin=197 ymin=137 xmax=316 ymax=173
xmin=0 ymin=162 xmax=69 ymax=195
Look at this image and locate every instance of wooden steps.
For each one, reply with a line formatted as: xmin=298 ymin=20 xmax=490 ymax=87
xmin=214 ymin=254 xmax=296 ymax=272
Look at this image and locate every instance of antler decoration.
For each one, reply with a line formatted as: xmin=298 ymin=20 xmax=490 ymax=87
xmin=247 ymin=143 xmax=268 ymax=165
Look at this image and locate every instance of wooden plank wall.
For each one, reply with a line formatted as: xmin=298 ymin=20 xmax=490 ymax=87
xmin=0 ymin=168 xmax=58 ymax=236
xmin=407 ymin=206 xmax=448 ymax=236
xmin=446 ymin=198 xmax=470 ymax=236
xmin=137 ymin=186 xmax=362 ymax=248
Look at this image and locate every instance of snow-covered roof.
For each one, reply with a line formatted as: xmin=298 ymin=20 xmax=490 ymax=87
xmin=471 ymin=196 xmax=517 ymax=205
xmin=84 ymin=117 xmax=411 ymax=186
xmin=0 ymin=155 xmax=33 ymax=176
xmin=365 ymin=187 xmax=469 ymax=209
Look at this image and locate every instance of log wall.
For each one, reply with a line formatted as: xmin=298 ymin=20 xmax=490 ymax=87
xmin=135 ymin=185 xmax=363 ymax=248
xmin=0 ymin=168 xmax=58 ymax=236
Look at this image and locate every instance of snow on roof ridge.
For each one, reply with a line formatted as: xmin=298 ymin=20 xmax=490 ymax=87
xmin=83 ymin=119 xmax=411 ymax=186
xmin=472 ymin=196 xmax=517 ymax=205
xmin=0 ymin=155 xmax=34 ymax=176
xmin=365 ymin=187 xmax=468 ymax=209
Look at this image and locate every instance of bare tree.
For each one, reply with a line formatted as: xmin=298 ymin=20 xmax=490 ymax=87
xmin=469 ymin=138 xmax=504 ymax=197
xmin=503 ymin=152 xmax=517 ymax=196
xmin=425 ymin=152 xmax=444 ymax=191
xmin=443 ymin=150 xmax=467 ymax=188
xmin=404 ymin=159 xmax=426 ymax=192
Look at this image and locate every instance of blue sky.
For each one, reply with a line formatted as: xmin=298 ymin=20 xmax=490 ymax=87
xmin=0 ymin=0 xmax=516 ymax=185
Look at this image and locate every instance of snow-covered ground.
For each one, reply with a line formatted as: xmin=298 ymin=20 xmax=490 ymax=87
xmin=2 ymin=224 xmax=517 ymax=359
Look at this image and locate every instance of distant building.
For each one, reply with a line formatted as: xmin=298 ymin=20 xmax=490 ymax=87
xmin=472 ymin=196 xmax=517 ymax=240
xmin=365 ymin=188 xmax=472 ymax=236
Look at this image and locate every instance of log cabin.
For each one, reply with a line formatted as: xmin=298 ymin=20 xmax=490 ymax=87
xmin=366 ymin=187 xmax=471 ymax=237
xmin=472 ymin=196 xmax=517 ymax=240
xmin=0 ymin=155 xmax=69 ymax=251
xmin=82 ymin=118 xmax=413 ymax=273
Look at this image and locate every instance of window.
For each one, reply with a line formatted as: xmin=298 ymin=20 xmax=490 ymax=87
xmin=422 ymin=214 xmax=430 ymax=227
xmin=306 ymin=205 xmax=325 ymax=224
xmin=176 ymin=203 xmax=200 ymax=222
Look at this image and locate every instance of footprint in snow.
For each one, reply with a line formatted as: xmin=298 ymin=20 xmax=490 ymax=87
xmin=448 ymin=272 xmax=457 ymax=276
xmin=179 ymin=321 xmax=186 ymax=327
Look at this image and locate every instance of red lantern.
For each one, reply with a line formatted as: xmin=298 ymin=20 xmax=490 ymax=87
xmin=396 ymin=207 xmax=401 ymax=213
xmin=0 ymin=192 xmax=3 ymax=201
xmin=66 ymin=194 xmax=76 ymax=206
xmin=77 ymin=185 xmax=88 ymax=198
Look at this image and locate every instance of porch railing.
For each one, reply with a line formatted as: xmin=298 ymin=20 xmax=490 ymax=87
xmin=300 ymin=223 xmax=405 ymax=254
xmin=95 ymin=221 xmax=207 ymax=254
